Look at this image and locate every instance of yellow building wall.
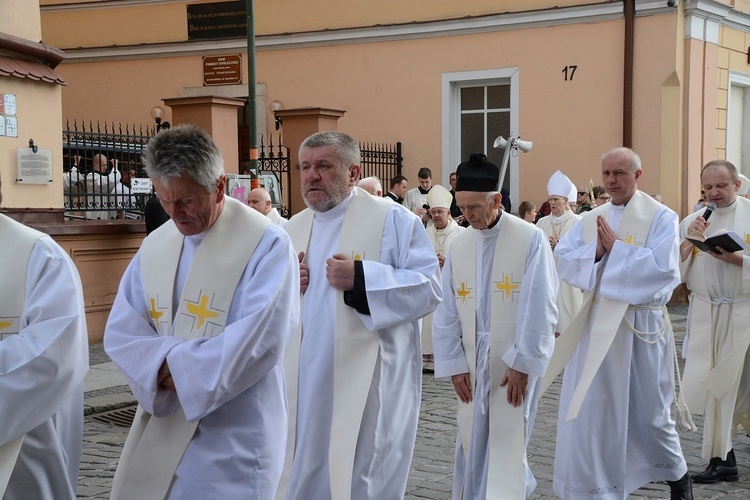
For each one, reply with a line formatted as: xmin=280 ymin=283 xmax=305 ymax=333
xmin=40 ymin=0 xmax=604 ymax=45
xmin=717 ymin=25 xmax=750 ymax=157
xmin=1 ymin=0 xmax=41 ymax=41
xmin=0 ymin=79 xmax=64 ymax=209
xmin=1 ymin=1 xmax=65 ymax=210
xmin=48 ymin=13 xmax=681 ymax=212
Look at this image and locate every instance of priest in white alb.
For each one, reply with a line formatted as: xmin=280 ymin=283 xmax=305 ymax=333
xmin=421 ymin=184 xmax=464 ymax=369
xmin=0 ymin=174 xmax=89 ymax=499
xmin=432 ymin=153 xmax=558 ymax=498
xmin=278 ymin=131 xmax=442 ymax=500
xmin=105 ymin=125 xmax=299 ymax=499
xmin=248 ymin=187 xmax=285 ymax=226
xmin=536 ymin=170 xmax=583 ymax=335
xmin=678 ymin=159 xmax=750 ymax=484
xmin=547 ymin=147 xmax=692 ymax=499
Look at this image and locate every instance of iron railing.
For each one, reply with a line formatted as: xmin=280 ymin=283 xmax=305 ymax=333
xmin=61 ymin=121 xmax=400 ymax=220
xmin=359 ymin=141 xmax=402 ymax=194
xmin=63 ymin=120 xmax=155 ymax=220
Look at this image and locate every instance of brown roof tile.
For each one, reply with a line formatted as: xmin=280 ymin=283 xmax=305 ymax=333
xmin=0 ymin=56 xmax=66 ymax=86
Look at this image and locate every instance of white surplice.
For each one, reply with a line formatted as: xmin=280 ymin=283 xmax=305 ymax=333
xmin=285 ymin=192 xmax=442 ymax=499
xmin=553 ymin=202 xmax=687 ymax=499
xmin=1 ymin=230 xmax=88 ymax=500
xmin=432 ymin=216 xmax=558 ymax=499
xmin=105 ymin=222 xmax=299 ymax=499
xmin=537 ymin=210 xmax=583 ymax=333
xmin=679 ymin=197 xmax=750 ymax=459
xmin=267 ymin=207 xmax=285 ymax=226
xmin=422 ymin=219 xmax=464 ymax=363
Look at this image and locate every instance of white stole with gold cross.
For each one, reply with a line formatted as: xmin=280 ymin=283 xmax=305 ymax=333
xmin=277 ymin=188 xmax=390 ymax=500
xmin=451 ymin=214 xmax=533 ymax=499
xmin=682 ymin=196 xmax=750 ymax=410
xmin=0 ymin=215 xmax=44 ymax=495
xmin=110 ymin=197 xmax=269 ymax=500
xmin=541 ymin=191 xmax=661 ymax=422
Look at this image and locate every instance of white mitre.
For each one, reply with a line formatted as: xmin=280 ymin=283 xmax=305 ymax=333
xmin=427 ymin=184 xmax=453 ymax=209
xmin=547 ymin=170 xmax=577 ymax=201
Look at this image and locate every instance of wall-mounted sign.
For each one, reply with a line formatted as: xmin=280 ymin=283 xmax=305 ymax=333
xmin=0 ymin=117 xmax=5 ymax=136
xmin=1 ymin=94 xmax=16 ymax=115
xmin=131 ymin=178 xmax=153 ymax=194
xmin=187 ymin=1 xmax=246 ymax=41
xmin=17 ymin=147 xmax=53 ymax=183
xmin=203 ymin=54 xmax=242 ymax=86
xmin=5 ymin=116 xmax=18 ymax=138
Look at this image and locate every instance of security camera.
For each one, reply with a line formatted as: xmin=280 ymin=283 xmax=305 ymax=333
xmin=667 ymin=0 xmax=677 ymax=7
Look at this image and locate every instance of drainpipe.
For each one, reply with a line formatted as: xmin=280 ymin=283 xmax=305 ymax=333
xmin=623 ymin=0 xmax=635 ymax=148
xmin=246 ymin=0 xmax=259 ymax=183
xmin=0 ymin=32 xmax=65 ymax=68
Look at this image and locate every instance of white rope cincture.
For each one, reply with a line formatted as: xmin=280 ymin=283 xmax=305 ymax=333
xmin=623 ymin=305 xmax=668 ymax=344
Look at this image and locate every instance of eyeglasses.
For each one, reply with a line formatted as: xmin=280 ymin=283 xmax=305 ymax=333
xmin=597 ymin=196 xmax=611 ymax=201
xmin=577 ymin=191 xmax=587 ymax=196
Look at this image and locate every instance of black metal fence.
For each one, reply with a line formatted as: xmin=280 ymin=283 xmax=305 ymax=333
xmin=63 ymin=121 xmax=155 ymax=220
xmin=359 ymin=142 xmax=402 ymax=193
xmin=257 ymin=135 xmax=290 ymax=218
xmin=61 ymin=120 xmax=400 ymax=220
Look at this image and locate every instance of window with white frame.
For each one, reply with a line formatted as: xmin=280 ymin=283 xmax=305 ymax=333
xmin=442 ymin=68 xmax=519 ymax=197
xmin=727 ymin=71 xmax=750 ymax=176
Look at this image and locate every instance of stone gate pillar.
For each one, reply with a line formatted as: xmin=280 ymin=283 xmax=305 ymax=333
xmin=274 ymin=107 xmax=345 ymax=215
xmin=162 ymin=96 xmax=245 ymax=174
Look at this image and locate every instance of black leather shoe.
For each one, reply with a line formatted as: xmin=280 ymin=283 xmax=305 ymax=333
xmin=667 ymin=473 xmax=693 ymax=500
xmin=692 ymin=449 xmax=739 ymax=484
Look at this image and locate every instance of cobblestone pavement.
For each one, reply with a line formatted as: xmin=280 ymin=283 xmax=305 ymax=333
xmin=79 ymin=306 xmax=750 ymax=498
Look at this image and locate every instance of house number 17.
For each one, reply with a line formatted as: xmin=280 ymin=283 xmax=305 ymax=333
xmin=562 ymin=65 xmax=577 ymax=81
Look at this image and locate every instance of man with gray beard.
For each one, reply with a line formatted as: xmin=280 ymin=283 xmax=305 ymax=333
xmin=277 ymin=131 xmax=443 ymax=500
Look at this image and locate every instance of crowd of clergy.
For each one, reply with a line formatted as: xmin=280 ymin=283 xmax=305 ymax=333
xmin=3 ymin=122 xmax=750 ymax=500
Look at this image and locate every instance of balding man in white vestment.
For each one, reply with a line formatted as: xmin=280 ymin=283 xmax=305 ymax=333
xmin=679 ymin=160 xmax=750 ymax=484
xmin=278 ymin=131 xmax=442 ymax=500
xmin=105 ymin=125 xmax=299 ymax=499
xmin=248 ymin=187 xmax=285 ymax=226
xmin=548 ymin=147 xmax=692 ymax=499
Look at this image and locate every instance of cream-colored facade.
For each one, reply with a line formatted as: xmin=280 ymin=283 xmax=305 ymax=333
xmin=35 ymin=0 xmax=750 ymax=215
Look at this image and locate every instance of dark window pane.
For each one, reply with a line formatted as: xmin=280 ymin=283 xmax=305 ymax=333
xmin=461 ymin=87 xmax=484 ymax=111
xmin=487 ymin=85 xmax=510 ymax=109
xmin=487 ymin=111 xmax=510 ymax=190
xmin=461 ymin=113 xmax=484 ymax=162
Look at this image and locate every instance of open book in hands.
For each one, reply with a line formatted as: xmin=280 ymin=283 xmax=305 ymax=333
xmin=686 ymin=228 xmax=749 ymax=254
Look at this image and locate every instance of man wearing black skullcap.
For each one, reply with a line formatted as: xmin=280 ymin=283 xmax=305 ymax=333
xmin=432 ymin=153 xmax=558 ymax=498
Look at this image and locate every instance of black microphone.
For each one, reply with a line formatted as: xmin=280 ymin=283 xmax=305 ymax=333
xmin=702 ymin=201 xmax=717 ymax=221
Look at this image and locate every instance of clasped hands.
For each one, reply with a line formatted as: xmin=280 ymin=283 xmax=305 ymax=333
xmin=595 ymin=215 xmax=617 ymax=261
xmin=158 ymin=359 xmax=175 ymax=391
xmin=298 ymin=251 xmax=355 ymax=294
xmin=451 ymin=368 xmax=529 ymax=407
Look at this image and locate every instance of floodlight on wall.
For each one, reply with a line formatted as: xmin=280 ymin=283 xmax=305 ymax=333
xmin=269 ymin=100 xmax=285 ymax=130
xmin=150 ymin=106 xmax=170 ymax=132
xmin=493 ymin=135 xmax=533 ymax=191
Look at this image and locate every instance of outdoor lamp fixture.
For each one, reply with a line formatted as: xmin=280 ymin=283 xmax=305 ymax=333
xmin=493 ymin=135 xmax=533 ymax=191
xmin=269 ymin=100 xmax=284 ymax=130
xmin=150 ymin=106 xmax=171 ymax=132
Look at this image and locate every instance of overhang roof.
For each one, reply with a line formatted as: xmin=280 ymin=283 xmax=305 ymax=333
xmin=0 ymin=55 xmax=66 ymax=85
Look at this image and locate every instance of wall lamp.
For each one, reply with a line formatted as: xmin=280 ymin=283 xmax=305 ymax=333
xmin=150 ymin=106 xmax=171 ymax=132
xmin=270 ymin=100 xmax=284 ymax=130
